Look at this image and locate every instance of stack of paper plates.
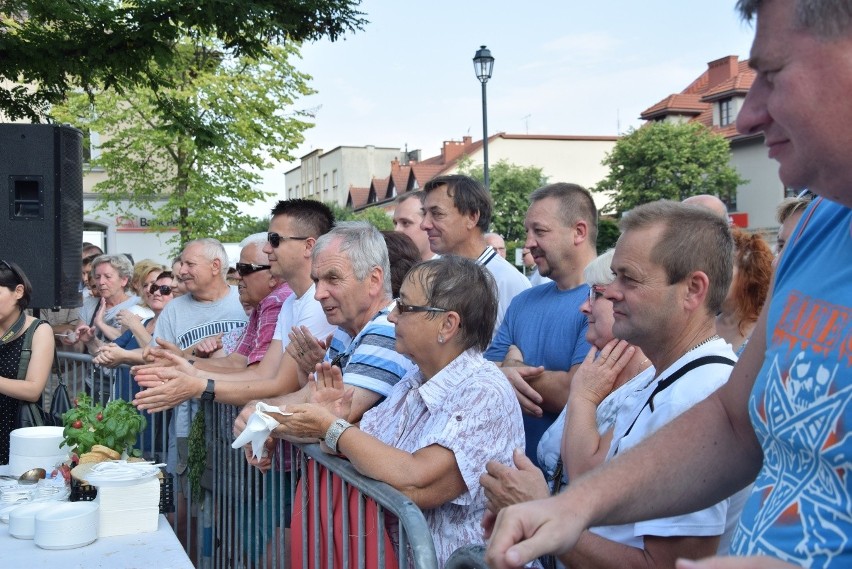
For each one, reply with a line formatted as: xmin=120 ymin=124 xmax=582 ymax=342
xmin=34 ymin=502 xmax=99 ymax=549
xmin=8 ymin=427 xmax=69 ymax=477
xmin=8 ymin=502 xmax=54 ymax=539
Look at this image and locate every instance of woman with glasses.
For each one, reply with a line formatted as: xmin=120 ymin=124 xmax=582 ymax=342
xmin=0 ymin=261 xmax=54 ymax=464
xmin=481 ymin=250 xmax=653 ymax=567
xmin=94 ymin=271 xmax=177 ymax=370
xmin=278 ymin=256 xmax=524 ymax=568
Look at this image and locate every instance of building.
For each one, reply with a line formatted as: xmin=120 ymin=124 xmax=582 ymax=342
xmin=640 ymin=55 xmax=784 ymax=230
xmin=350 ymin=133 xmax=619 ymax=214
xmin=284 ymin=145 xmax=405 ymax=206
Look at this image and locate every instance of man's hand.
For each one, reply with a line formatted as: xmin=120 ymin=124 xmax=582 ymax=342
xmin=133 ymin=368 xmax=203 ymax=412
xmin=286 ymin=327 xmax=332 ymax=377
xmin=501 ymin=365 xmax=545 ymax=416
xmin=676 ymin=557 xmax=800 ymax=569
xmin=244 ymin=439 xmax=276 ymax=473
xmin=481 ymin=447 xmax=550 ymax=513
xmin=134 ymin=345 xmax=197 ymax=377
xmin=193 ymin=334 xmax=223 ymax=358
xmin=484 ymin=493 xmax=587 ymax=569
xmin=234 ymin=401 xmax=258 ymax=438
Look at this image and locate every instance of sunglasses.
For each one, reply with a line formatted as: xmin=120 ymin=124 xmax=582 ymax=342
xmin=235 ymin=262 xmax=271 ymax=277
xmin=267 ymin=232 xmax=309 ymax=248
xmin=148 ymin=284 xmax=174 ymax=296
xmin=392 ymin=297 xmax=449 ymax=314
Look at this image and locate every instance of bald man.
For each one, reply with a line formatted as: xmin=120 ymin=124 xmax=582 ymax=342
xmin=682 ymin=194 xmax=730 ymax=220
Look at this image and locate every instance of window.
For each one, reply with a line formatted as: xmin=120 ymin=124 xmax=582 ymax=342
xmin=332 ymin=169 xmax=338 ymax=190
xmin=323 ymin=173 xmax=329 ymax=192
xmin=720 ymin=98 xmax=734 ymax=126
xmin=308 ymin=180 xmax=313 ymax=194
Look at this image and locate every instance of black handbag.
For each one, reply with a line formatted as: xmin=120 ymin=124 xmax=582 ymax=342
xmin=14 ymin=319 xmax=50 ymax=429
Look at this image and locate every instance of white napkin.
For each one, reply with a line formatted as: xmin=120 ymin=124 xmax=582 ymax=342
xmin=231 ymin=402 xmax=290 ymax=460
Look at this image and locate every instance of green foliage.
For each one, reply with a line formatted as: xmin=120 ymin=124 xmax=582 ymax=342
xmin=51 ymin=39 xmax=314 ymax=251
xmin=215 ymin=215 xmax=271 ymax=244
xmin=353 ymin=207 xmax=393 ymax=231
xmin=596 ymin=218 xmax=620 ymax=253
xmin=324 ymin=201 xmax=392 ymax=231
xmin=457 ymin=158 xmax=548 ymax=242
xmin=61 ymin=393 xmax=147 ymax=456
xmin=0 ymin=0 xmax=366 ymax=121
xmin=593 ymin=122 xmax=746 ymax=215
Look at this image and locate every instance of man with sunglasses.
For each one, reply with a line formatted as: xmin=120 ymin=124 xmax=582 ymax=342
xmin=135 ymin=199 xmax=337 ymax=411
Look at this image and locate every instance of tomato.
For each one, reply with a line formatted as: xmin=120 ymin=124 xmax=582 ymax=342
xmin=96 ymin=413 xmax=103 ymax=421
xmin=72 ymin=420 xmax=83 ymax=429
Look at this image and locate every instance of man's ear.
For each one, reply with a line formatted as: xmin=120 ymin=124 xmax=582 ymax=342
xmin=574 ymin=220 xmax=590 ymax=245
xmin=683 ymin=270 xmax=711 ymax=311
xmin=440 ymin=310 xmax=462 ymax=342
xmin=466 ymin=210 xmax=480 ymax=231
xmin=303 ymin=237 xmax=316 ymax=259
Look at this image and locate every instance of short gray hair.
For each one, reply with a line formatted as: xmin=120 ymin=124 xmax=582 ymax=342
xmin=737 ymin=0 xmax=852 ymax=38
xmin=584 ymin=249 xmax=616 ymax=287
xmin=184 ymin=238 xmax=229 ymax=281
xmin=239 ymin=232 xmax=268 ymax=249
xmin=91 ymin=254 xmax=134 ymax=291
xmin=313 ymin=221 xmax=392 ymax=297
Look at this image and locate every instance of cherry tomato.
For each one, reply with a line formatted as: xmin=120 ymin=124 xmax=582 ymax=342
xmin=96 ymin=413 xmax=103 ymax=421
xmin=72 ymin=420 xmax=83 ymax=429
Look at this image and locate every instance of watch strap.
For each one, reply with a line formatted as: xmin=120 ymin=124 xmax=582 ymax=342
xmin=201 ymin=378 xmax=215 ymax=401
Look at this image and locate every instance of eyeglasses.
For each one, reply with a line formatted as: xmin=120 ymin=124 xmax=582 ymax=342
xmin=267 ymin=232 xmax=309 ymax=248
xmin=392 ymin=297 xmax=449 ymax=314
xmin=235 ymin=262 xmax=271 ymax=277
xmin=148 ymin=284 xmax=174 ymax=296
xmin=588 ymin=284 xmax=606 ymax=305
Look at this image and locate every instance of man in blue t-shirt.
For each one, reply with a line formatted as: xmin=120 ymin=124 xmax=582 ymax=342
xmin=484 ymin=183 xmax=598 ymax=467
xmin=485 ymin=2 xmax=852 ymax=567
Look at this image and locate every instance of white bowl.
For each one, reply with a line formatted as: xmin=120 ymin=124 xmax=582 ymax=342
xmin=9 ymin=502 xmax=54 ymax=539
xmin=34 ymin=502 xmax=99 ymax=549
xmin=7 ymin=451 xmax=69 ymax=477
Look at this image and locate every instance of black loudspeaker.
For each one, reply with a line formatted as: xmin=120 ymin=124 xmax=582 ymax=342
xmin=0 ymin=124 xmax=84 ymax=309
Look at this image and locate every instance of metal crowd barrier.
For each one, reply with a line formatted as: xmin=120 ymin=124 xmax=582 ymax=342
xmin=52 ymin=353 xmax=439 ymax=569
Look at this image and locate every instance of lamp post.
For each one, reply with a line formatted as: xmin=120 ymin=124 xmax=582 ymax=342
xmin=473 ymin=45 xmax=494 ymax=191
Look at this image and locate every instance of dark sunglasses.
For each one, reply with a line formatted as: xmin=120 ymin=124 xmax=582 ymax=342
xmin=0 ymin=259 xmax=22 ymax=285
xmin=148 ymin=284 xmax=174 ymax=296
xmin=267 ymin=232 xmax=309 ymax=248
xmin=235 ymin=262 xmax=271 ymax=277
xmin=392 ymin=297 xmax=449 ymax=314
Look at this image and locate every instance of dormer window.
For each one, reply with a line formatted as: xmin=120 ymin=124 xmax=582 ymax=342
xmin=720 ymin=98 xmax=734 ymax=126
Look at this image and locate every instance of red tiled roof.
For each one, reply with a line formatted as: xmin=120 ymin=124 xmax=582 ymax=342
xmin=641 ymin=56 xmax=755 ymax=139
xmin=347 ymin=186 xmax=370 ymax=209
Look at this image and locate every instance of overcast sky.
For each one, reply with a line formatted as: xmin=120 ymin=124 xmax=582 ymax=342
xmin=249 ymin=0 xmax=757 ymax=216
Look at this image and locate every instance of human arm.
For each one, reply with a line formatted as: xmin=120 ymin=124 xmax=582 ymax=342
xmin=0 ymin=321 xmax=54 ymax=402
xmin=191 ymin=334 xmax=225 ymax=359
xmin=484 ymin=303 xmax=769 ymax=568
xmin=559 ymin=530 xmax=720 ymax=569
xmin=116 ymin=310 xmax=152 ymax=347
xmin=564 ymin=340 xmax=633 ymax=479
xmin=92 ymin=298 xmax=123 ymax=341
xmin=284 ymin=327 xmax=332 ymax=387
xmin=676 ymin=557 xmax=800 ymax=569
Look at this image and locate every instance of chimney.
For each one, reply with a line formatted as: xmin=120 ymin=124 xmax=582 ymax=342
xmin=462 ymin=135 xmax=473 ymax=146
xmin=441 ymin=140 xmax=467 ymax=163
xmin=707 ymin=56 xmax=739 ymax=89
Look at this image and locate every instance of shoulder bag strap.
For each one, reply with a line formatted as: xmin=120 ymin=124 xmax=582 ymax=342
xmin=614 ymin=355 xmax=735 ymax=455
xmin=16 ymin=319 xmax=47 ymax=380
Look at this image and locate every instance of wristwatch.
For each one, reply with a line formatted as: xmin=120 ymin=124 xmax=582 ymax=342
xmin=201 ymin=379 xmax=215 ymax=402
xmin=323 ymin=418 xmax=353 ymax=454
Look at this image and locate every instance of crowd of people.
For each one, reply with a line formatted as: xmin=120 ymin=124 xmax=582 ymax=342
xmin=1 ymin=1 xmax=849 ymax=567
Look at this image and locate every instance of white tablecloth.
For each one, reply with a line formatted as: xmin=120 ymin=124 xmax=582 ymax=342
xmin=2 ymin=514 xmax=193 ymax=568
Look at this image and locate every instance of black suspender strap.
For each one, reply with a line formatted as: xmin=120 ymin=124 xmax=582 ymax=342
xmin=614 ymin=355 xmax=735 ymax=455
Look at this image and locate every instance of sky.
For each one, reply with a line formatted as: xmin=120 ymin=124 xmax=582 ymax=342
xmin=250 ymin=0 xmax=757 ymax=216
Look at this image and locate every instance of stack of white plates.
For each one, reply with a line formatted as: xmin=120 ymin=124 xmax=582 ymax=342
xmin=86 ymin=461 xmax=162 ymax=537
xmin=8 ymin=427 xmax=69 ymax=476
xmin=33 ymin=502 xmax=99 ymax=549
xmin=8 ymin=502 xmax=54 ymax=539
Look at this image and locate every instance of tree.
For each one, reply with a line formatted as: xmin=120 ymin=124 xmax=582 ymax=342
xmin=457 ymin=158 xmax=548 ymax=242
xmin=0 ymin=0 xmax=366 ymax=121
xmin=593 ymin=122 xmax=746 ymax=215
xmin=215 ymin=215 xmax=271 ymax=244
xmin=596 ymin=218 xmax=620 ymax=253
xmin=325 ymin=202 xmax=392 ymax=231
xmin=51 ymin=38 xmax=314 ymax=249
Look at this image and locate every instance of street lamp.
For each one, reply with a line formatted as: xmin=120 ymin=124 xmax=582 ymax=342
xmin=473 ymin=45 xmax=494 ymax=191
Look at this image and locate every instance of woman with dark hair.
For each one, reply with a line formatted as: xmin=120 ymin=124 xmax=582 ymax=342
xmin=381 ymin=230 xmax=421 ymax=298
xmin=275 ymin=256 xmax=524 ymax=567
xmin=716 ymin=229 xmax=774 ymax=355
xmin=0 ymin=260 xmax=55 ymax=464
